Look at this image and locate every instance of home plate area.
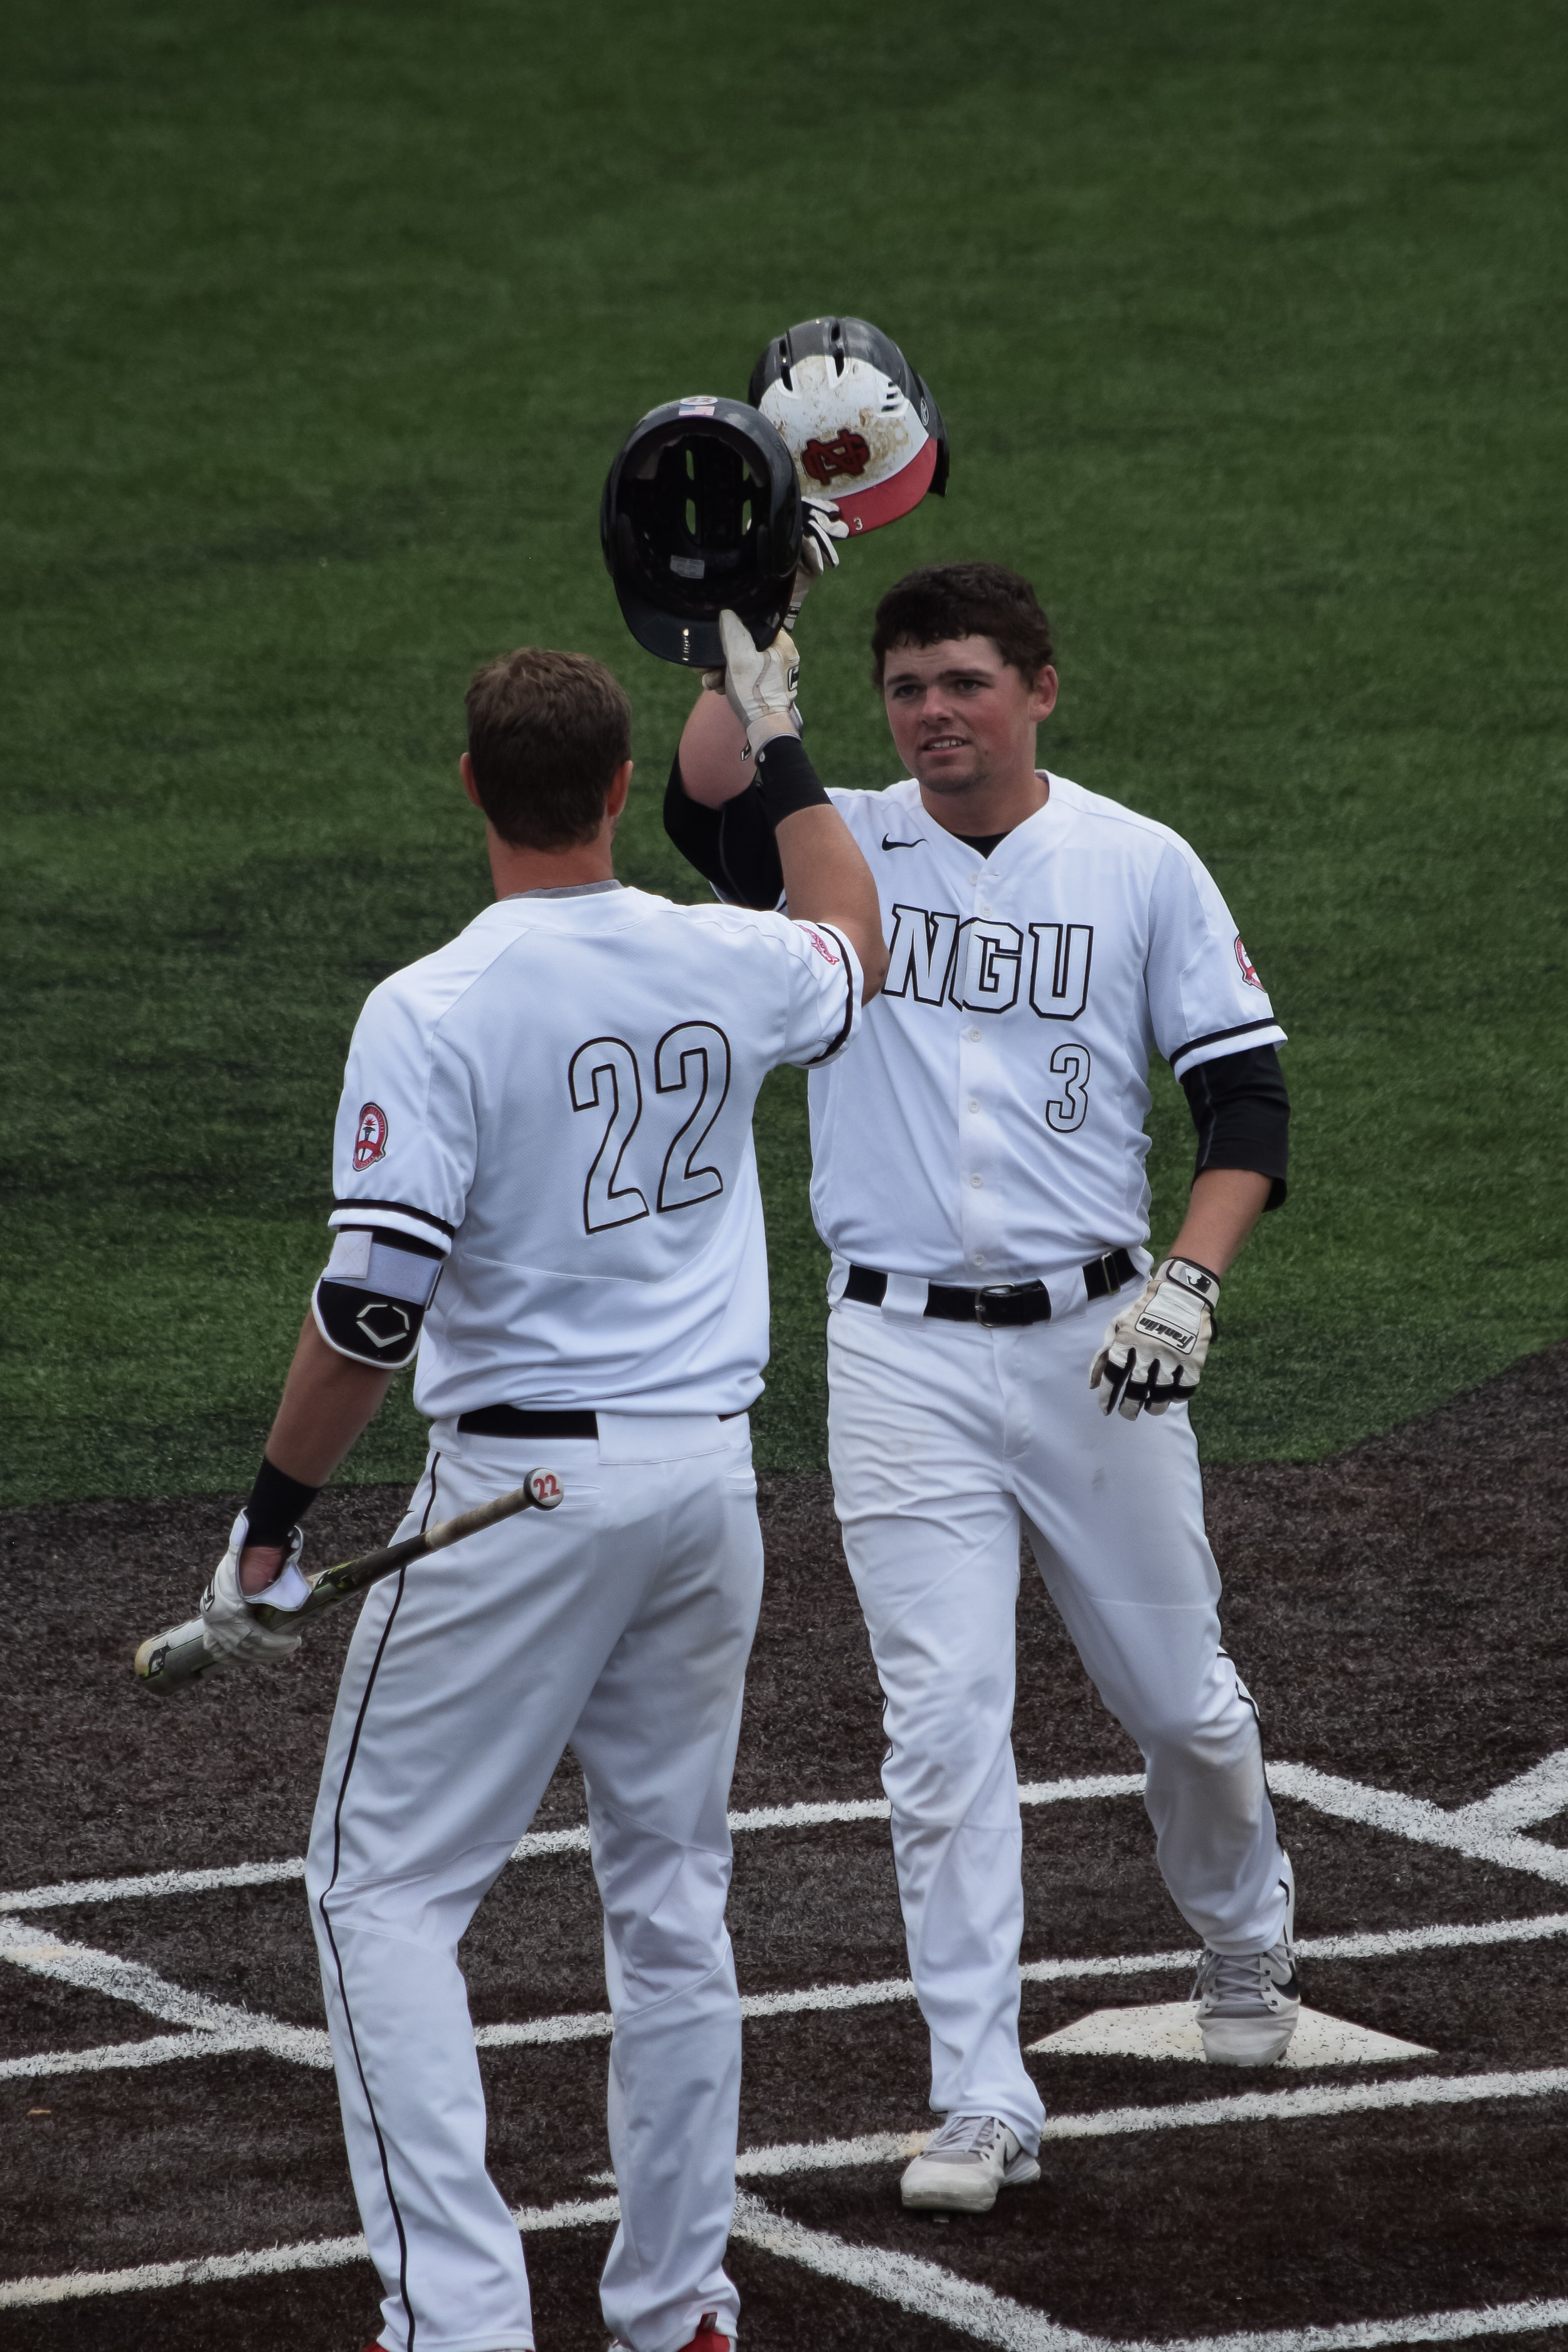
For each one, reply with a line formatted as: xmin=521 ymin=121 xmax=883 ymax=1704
xmin=3 ymin=1343 xmax=1566 ymax=2351
xmin=1027 ymin=2003 xmax=1432 ymax=2067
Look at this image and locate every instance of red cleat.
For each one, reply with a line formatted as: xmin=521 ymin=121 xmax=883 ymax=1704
xmin=610 ymin=2318 xmax=731 ymax=2352
xmin=682 ymin=2323 xmax=730 ymax=2352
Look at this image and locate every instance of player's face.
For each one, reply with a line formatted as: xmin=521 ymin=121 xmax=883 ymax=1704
xmin=880 ymin=637 xmax=1057 ymax=797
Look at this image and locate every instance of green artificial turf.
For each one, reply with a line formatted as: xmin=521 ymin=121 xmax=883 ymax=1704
xmin=2 ymin=0 xmax=1564 ymax=1506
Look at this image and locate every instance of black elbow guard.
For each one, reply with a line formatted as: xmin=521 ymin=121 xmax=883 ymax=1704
xmin=1182 ymin=1045 xmax=1291 ymax=1209
xmin=664 ymin=752 xmax=728 ymax=892
xmin=664 ymin=751 xmax=784 ymax=909
xmin=312 ymin=1226 xmax=445 ymax=1368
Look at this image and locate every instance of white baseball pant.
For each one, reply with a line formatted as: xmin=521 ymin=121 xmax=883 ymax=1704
xmin=827 ymin=1297 xmax=1288 ymax=2153
xmin=304 ymin=1413 xmax=763 ymax=2352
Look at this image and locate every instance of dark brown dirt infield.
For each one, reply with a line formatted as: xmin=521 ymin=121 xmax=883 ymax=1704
xmin=3 ymin=1340 xmax=1566 ymax=2351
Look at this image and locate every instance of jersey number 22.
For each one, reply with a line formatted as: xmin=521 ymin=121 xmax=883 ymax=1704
xmin=568 ymin=1025 xmax=733 ymax=1233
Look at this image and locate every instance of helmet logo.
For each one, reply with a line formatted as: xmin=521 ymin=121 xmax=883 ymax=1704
xmin=802 ymin=430 xmax=872 ymax=484
xmin=353 ymin=1103 xmax=389 ymax=1168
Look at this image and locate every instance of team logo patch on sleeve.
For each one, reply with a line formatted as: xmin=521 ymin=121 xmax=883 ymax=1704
xmin=352 ymin=1102 xmax=389 ymax=1168
xmin=1234 ymin=936 xmax=1263 ymax=990
xmin=800 ymin=925 xmax=841 ymax=967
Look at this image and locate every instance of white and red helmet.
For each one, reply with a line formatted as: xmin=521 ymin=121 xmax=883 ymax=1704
xmin=747 ymin=316 xmax=950 ymax=536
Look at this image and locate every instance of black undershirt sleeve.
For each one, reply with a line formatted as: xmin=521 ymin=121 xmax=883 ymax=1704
xmin=1180 ymin=1044 xmax=1290 ymax=1209
xmin=664 ymin=752 xmax=783 ymax=910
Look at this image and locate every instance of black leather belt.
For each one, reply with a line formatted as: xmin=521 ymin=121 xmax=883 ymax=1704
xmin=1083 ymin=1247 xmax=1138 ymax=1301
xmin=457 ymin=1406 xmax=599 ymax=1438
xmin=843 ymin=1248 xmax=1136 ymax=1328
xmin=456 ymin=1404 xmax=746 ymax=1438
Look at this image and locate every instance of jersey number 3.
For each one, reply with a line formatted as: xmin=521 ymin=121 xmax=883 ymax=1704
xmin=568 ymin=1025 xmax=733 ymax=1234
xmin=1046 ymin=1042 xmax=1091 ymax=1133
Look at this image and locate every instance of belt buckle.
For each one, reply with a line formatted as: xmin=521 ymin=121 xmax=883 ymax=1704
xmin=974 ymin=1283 xmax=1020 ymax=1328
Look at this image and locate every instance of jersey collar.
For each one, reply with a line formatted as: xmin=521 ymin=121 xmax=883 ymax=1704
xmin=499 ymin=879 xmax=625 ymax=901
xmin=919 ymin=773 xmax=1059 ymax=866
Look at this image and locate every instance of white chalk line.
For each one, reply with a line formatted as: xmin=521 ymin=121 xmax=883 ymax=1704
xmin=0 ymin=1919 xmax=331 ymax=2070
xmin=1301 ymin=1910 xmax=1568 ymax=1964
xmin=734 ymin=2191 xmax=1100 ymax=2352
xmin=0 ymin=2191 xmax=622 ymax=2311
xmin=6 ymin=1750 xmax=1568 ymax=2089
xmin=10 ymin=1906 xmax=1568 ymax=2083
xmin=1449 ymin=1747 xmax=1568 ymax=1836
xmin=1268 ymin=1762 xmax=1568 ymax=1888
xmin=582 ymin=2064 xmax=1568 ymax=2186
xmin=1029 ymin=2067 xmax=1568 ymax=2145
xmin=4 ymin=1748 xmax=1563 ymax=2329
xmin=1155 ymin=2307 xmax=1568 ymax=2352
xmin=1152 ymin=2307 xmax=1568 ymax=2352
xmin=0 ymin=1775 xmax=1139 ymax=1919
xmin=0 ymin=1855 xmax=310 ymax=1915
xmin=7 ymin=1752 xmax=1567 ymax=1922
xmin=731 ymin=2193 xmax=1568 ymax=2352
xmin=7 ymin=2156 xmax=1566 ymax=2352
xmin=0 ymin=2029 xmax=294 ymax=2083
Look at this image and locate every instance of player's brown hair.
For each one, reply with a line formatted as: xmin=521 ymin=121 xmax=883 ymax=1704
xmin=871 ymin=562 xmax=1055 ymax=687
xmin=465 ymin=648 xmax=633 ymax=849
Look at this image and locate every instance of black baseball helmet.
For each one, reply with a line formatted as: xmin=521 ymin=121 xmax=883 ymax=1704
xmin=600 ymin=396 xmax=803 ymax=667
xmin=747 ymin=317 xmax=949 ymax=533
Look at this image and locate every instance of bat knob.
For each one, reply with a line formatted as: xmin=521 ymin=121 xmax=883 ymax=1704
xmin=525 ymin=1467 xmax=564 ymax=1511
xmin=134 ymin=1614 xmax=223 ymax=1693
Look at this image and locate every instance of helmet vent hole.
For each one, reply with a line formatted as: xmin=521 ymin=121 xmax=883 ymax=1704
xmin=685 ymin=448 xmax=696 ymax=480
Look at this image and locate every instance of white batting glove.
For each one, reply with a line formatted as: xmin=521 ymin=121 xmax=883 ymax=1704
xmin=802 ymin=494 xmax=848 ymax=577
xmin=199 ymin=1513 xmax=311 ymax=1664
xmin=718 ymin=608 xmax=801 ymax=751
xmin=1089 ymin=1257 xmax=1220 ymax=1421
xmin=785 ymin=497 xmax=849 ymax=632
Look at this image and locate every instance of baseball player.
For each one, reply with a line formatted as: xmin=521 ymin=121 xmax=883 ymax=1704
xmin=194 ymin=631 xmax=885 ymax=2352
xmin=665 ymin=560 xmax=1298 ymax=2214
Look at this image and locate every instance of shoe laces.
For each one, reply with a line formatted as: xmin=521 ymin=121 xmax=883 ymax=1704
xmin=924 ymin=2111 xmax=1007 ymax=2160
xmin=1192 ymin=1939 xmax=1294 ymax=2013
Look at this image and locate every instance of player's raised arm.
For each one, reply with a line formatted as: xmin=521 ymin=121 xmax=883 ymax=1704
xmin=670 ymin=495 xmax=849 ymax=812
xmin=675 ymin=665 xmax=756 ymax=809
xmin=707 ymin=609 xmax=887 ymax=1000
xmin=663 ymin=690 xmax=783 ymax=911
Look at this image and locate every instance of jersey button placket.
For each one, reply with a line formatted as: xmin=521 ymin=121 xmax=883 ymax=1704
xmin=958 ymin=867 xmax=993 ymax=1271
xmin=958 ymin=1020 xmax=999 ymax=1278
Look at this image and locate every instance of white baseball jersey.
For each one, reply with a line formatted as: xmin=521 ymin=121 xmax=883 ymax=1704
xmin=808 ymin=773 xmax=1285 ymax=1293
xmin=326 ymin=882 xmax=860 ymax=1419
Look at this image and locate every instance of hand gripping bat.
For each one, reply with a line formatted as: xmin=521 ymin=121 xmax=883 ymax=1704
xmin=133 ymin=1468 xmax=564 ymax=1697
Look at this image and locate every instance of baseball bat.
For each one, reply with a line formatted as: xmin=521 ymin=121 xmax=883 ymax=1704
xmin=133 ymin=1467 xmax=564 ymax=1697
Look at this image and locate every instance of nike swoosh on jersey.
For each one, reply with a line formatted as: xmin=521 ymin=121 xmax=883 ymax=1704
xmin=881 ymin=834 xmax=926 ymax=850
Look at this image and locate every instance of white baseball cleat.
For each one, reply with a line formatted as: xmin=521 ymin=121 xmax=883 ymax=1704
xmin=900 ymin=2112 xmax=1041 ymax=2212
xmin=1194 ymin=1855 xmax=1301 ymax=2065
